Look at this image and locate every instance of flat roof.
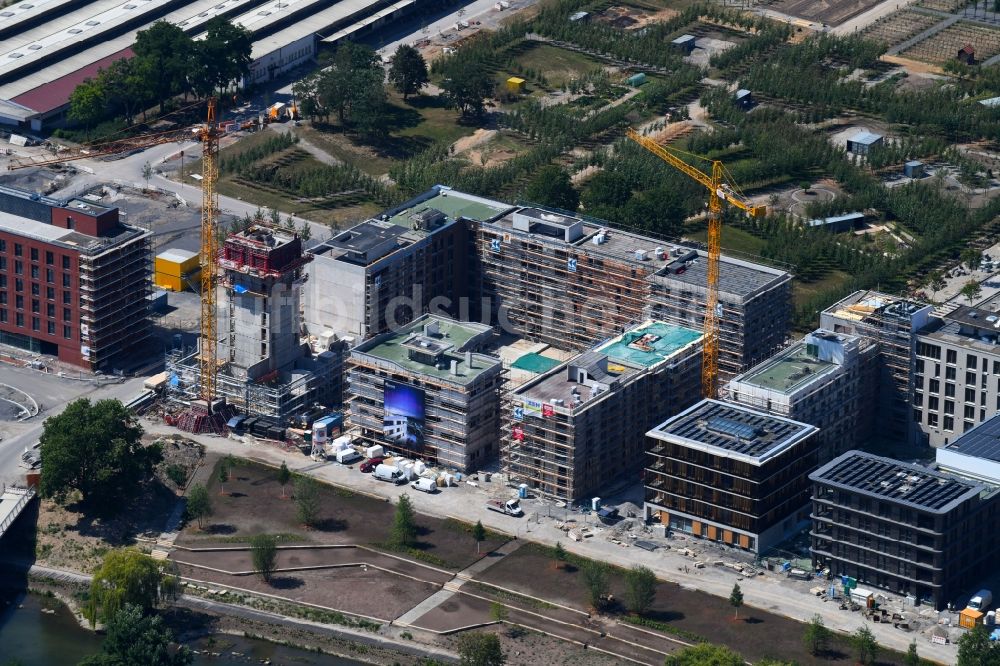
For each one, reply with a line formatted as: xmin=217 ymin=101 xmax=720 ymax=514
xmin=351 ymin=314 xmax=500 ymax=384
xmin=946 ymin=413 xmax=1000 ymax=463
xmin=823 ymin=290 xmax=929 ymax=324
xmin=157 ymin=248 xmax=198 ymax=263
xmin=385 ymin=189 xmax=512 ymax=228
xmin=648 ymin=399 xmax=816 ymax=464
xmin=513 ymin=350 xmax=640 ymax=411
xmin=0 ymin=210 xmax=145 ymax=253
xmin=323 ymin=0 xmax=413 ymax=42
xmin=735 ymin=341 xmax=839 ymax=393
xmin=811 ymin=451 xmax=983 ymax=514
xmin=595 ymin=320 xmax=702 ymax=368
xmin=808 ymin=212 xmax=864 ymax=227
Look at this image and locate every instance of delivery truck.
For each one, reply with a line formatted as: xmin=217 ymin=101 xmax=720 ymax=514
xmin=373 ymin=464 xmax=406 ymax=484
xmin=486 ymin=499 xmax=523 ymax=516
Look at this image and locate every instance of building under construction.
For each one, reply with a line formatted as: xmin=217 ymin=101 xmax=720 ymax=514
xmin=476 ymin=204 xmax=791 ymax=381
xmin=167 ymin=225 xmax=341 ymax=423
xmin=503 ymin=320 xmax=703 ymax=501
xmin=821 ymin=291 xmax=933 ymax=446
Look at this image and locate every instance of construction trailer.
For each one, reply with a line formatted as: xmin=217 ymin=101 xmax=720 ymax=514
xmin=154 ymin=248 xmax=200 ymax=292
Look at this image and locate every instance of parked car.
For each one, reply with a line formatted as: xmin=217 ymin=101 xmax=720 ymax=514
xmin=360 ymin=456 xmax=385 ymax=473
xmin=411 ymin=478 xmax=437 ymax=493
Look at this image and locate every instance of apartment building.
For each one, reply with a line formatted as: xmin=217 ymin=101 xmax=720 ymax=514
xmin=503 ymin=320 xmax=703 ymax=501
xmin=476 ymin=205 xmax=791 ymax=380
xmin=304 ymin=187 xmax=513 ymax=342
xmin=346 ymin=314 xmax=504 ymax=471
xmin=0 ymin=187 xmax=150 ymax=370
xmin=727 ymin=329 xmax=876 ymax=461
xmin=810 ymin=450 xmax=1000 ymax=609
xmin=821 ymin=291 xmax=932 ymax=445
xmin=644 ymin=399 xmax=818 ymax=552
xmin=913 ymin=305 xmax=1000 ymax=447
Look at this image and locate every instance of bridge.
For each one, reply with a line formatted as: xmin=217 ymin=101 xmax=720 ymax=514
xmin=0 ymin=484 xmax=36 ymax=540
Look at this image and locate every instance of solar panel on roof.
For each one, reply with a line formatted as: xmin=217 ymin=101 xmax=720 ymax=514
xmin=706 ymin=416 xmax=759 ymax=440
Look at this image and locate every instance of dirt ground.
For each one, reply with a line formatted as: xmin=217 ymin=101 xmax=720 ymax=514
xmin=32 ymin=437 xmax=202 ymax=571
xmin=472 ymin=544 xmax=906 ymax=665
xmin=177 ymin=458 xmax=509 ymax=570
xmin=768 ymin=0 xmax=884 ymax=26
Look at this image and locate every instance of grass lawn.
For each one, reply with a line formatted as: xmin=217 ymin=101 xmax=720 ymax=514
xmin=792 ymin=269 xmax=852 ymax=309
xmin=510 ymin=42 xmax=604 ymax=89
xmin=299 ymin=92 xmax=477 ymax=176
xmin=685 ymin=225 xmax=767 ymax=256
xmin=215 ymin=178 xmax=379 ymax=229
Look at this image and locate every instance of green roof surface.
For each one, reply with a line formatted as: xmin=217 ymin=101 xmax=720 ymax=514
xmin=355 ymin=315 xmax=499 ymax=384
xmin=597 ymin=321 xmax=702 ymax=368
xmin=511 ymin=353 xmax=563 ymax=374
xmin=387 ymin=192 xmax=510 ymax=228
xmin=739 ymin=343 xmax=836 ymax=393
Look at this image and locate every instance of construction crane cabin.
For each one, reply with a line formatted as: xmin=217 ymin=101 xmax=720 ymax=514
xmin=625 ymin=128 xmax=766 ymax=398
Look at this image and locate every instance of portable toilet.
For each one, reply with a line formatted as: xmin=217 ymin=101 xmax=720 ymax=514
xmin=518 ymin=483 xmax=528 ymax=498
xmin=591 ymin=496 xmax=600 ymax=511
xmin=626 ymin=73 xmax=647 ymax=87
xmin=506 ymin=77 xmax=526 ymax=94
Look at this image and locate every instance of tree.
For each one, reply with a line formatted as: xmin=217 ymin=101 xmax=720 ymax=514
xmin=185 ymin=484 xmax=211 ymax=529
xmin=904 ymin=640 xmax=921 ymax=666
xmin=729 ymin=582 xmax=743 ymax=620
xmin=961 ymin=247 xmax=984 ymax=270
xmin=581 ymin=561 xmax=610 ymax=610
xmin=553 ymin=541 xmax=567 ymax=567
xmin=133 ymin=21 xmax=193 ymax=110
xmin=142 ymin=162 xmax=153 ymax=191
xmin=957 ymin=623 xmax=1000 ymax=665
xmin=472 ymin=520 xmax=486 ymax=554
xmin=80 ymin=603 xmax=192 ymax=666
xmin=294 ymin=475 xmax=321 ymax=528
xmin=926 ymin=270 xmax=946 ymax=300
xmin=524 ymin=165 xmax=579 ymax=211
xmin=217 ymin=459 xmax=230 ymax=496
xmin=89 ymin=550 xmax=165 ymax=626
xmin=389 ymin=493 xmax=418 ymax=549
xmin=624 ymin=565 xmax=657 ymax=615
xmin=389 ymin=44 xmax=429 ymax=101
xmin=277 ymin=461 xmax=291 ymax=499
xmin=581 ymin=171 xmax=631 ymax=210
xmin=99 ymin=57 xmax=152 ymax=125
xmin=68 ymin=78 xmax=106 ymax=134
xmin=250 ymin=534 xmax=278 ymax=583
xmin=193 ymin=17 xmax=253 ymax=95
xmin=440 ymin=58 xmax=493 ymax=119
xmin=455 ymin=632 xmax=505 ymax=666
xmin=961 ymin=279 xmax=983 ymax=305
xmin=39 ymin=398 xmax=160 ymax=515
xmin=665 ymin=643 xmax=743 ymax=666
xmin=314 ymin=42 xmax=386 ymax=128
xmin=803 ymin=614 xmax=831 ymax=656
xmin=800 ymin=180 xmax=812 ymax=193
xmin=853 ymin=625 xmax=879 ymax=666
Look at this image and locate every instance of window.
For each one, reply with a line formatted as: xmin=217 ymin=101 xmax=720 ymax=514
xmin=929 ymin=379 xmax=940 ymax=393
xmin=46 ymin=321 xmax=54 ymax=335
xmin=29 ymin=248 xmax=37 ymax=261
xmin=46 ymin=287 xmax=54 ymax=300
xmin=929 ymin=413 xmax=939 ymax=427
xmin=14 ymin=279 xmax=21 ymax=292
xmin=929 ymin=397 xmax=939 ymax=411
xmin=45 ymin=268 xmax=53 ymax=284
xmin=13 ymin=243 xmax=21 ymax=257
xmin=62 ymin=255 xmax=70 ymax=270
xmin=62 ymin=307 xmax=70 ymax=322
xmin=63 ymin=325 xmax=71 ymax=339
xmin=62 ymin=274 xmax=70 ymax=288
xmin=62 ymin=291 xmax=70 ymax=304
xmin=15 ymin=295 xmax=22 ymax=309
xmin=31 ymin=317 xmax=38 ymax=331
xmin=945 ymin=400 xmax=955 ymax=415
xmin=0 ymin=310 xmax=5 ymax=323
xmin=30 ymin=283 xmax=38 ymax=296
xmin=967 ymin=371 xmax=976 ymax=385
xmin=30 ymin=266 xmax=38 ymax=279
xmin=944 ymin=416 xmax=955 ymax=431
xmin=916 ymin=359 xmax=925 ymax=374
xmin=0 ymin=257 xmax=5 ymax=270
xmin=45 ymin=251 xmax=53 ymax=265
xmin=45 ymin=303 xmax=53 ymax=318
xmin=966 ymin=388 xmax=976 ymax=403
xmin=31 ymin=300 xmax=38 ymax=313
xmin=947 ymin=349 xmax=958 ymax=364
xmin=15 ymin=313 xmax=23 ymax=327
xmin=946 ymin=383 xmax=956 ymax=397
xmin=14 ymin=260 xmax=21 ymax=275
xmin=968 ymin=355 xmax=978 ymax=370
xmin=0 ymin=293 xmax=5 ymax=305
xmin=917 ymin=342 xmax=941 ymax=359
xmin=947 ymin=366 xmax=957 ymax=380
xmin=965 ymin=420 xmax=975 ymax=432
xmin=966 ymin=405 xmax=976 ymax=419
xmin=914 ymin=392 xmax=923 ymax=407
xmin=994 ymin=361 xmax=999 ymax=375
xmin=0 ymin=240 xmax=5 ymax=252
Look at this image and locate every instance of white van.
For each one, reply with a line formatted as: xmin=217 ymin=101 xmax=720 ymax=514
xmin=410 ymin=478 xmax=437 ymax=493
xmin=373 ymin=464 xmax=405 ymax=484
xmin=336 ymin=448 xmax=362 ymax=465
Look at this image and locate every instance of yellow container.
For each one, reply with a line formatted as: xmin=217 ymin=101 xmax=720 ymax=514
xmin=507 ymin=76 xmax=526 ymax=94
xmin=154 ymin=249 xmax=199 ymax=291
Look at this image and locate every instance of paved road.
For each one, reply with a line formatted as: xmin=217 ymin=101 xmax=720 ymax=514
xmin=144 ymin=426 xmax=958 ymax=664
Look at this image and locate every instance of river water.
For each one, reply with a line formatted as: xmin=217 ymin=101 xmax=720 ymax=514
xmin=0 ymin=590 xmax=368 ymax=666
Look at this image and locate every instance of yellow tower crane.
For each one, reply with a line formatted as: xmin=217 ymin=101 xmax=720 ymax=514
xmin=625 ymin=128 xmax=766 ymax=397
xmin=9 ymin=99 xmax=221 ymax=402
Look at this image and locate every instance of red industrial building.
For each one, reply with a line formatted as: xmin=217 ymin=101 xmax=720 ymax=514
xmin=0 ymin=186 xmax=151 ymax=370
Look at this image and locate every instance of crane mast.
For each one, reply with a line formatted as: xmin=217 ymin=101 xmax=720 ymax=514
xmin=199 ymin=98 xmax=219 ymax=403
xmin=626 ymin=128 xmax=764 ymax=398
